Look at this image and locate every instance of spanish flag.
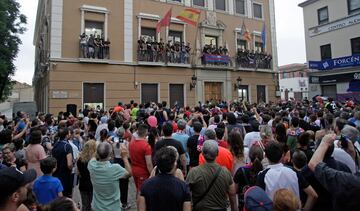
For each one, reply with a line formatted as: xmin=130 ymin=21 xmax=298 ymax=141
xmin=176 ymin=8 xmax=201 ymax=27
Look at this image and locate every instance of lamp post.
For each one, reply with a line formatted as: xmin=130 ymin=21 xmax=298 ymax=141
xmin=234 ymin=76 xmax=242 ymax=91
xmin=190 ymin=74 xmax=197 ymax=91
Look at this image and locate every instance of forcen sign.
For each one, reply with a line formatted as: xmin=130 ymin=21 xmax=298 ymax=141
xmin=309 ymin=13 xmax=360 ymax=37
xmin=309 ymin=54 xmax=360 ymax=70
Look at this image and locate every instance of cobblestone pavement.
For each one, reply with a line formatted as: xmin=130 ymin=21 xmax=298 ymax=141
xmin=73 ymin=177 xmax=138 ymax=211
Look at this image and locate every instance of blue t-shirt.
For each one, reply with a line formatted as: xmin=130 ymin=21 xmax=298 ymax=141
xmin=33 ymin=175 xmax=63 ymax=204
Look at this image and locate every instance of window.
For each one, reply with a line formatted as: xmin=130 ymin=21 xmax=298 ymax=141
xmin=351 ymin=37 xmax=360 ymax=55
xmin=215 ymin=0 xmax=226 ymax=11
xmin=348 ymin=0 xmax=360 ymax=14
xmin=237 ymin=39 xmax=247 ymax=51
xmin=320 ymin=44 xmax=332 ymax=60
xmin=83 ymin=83 xmax=104 ymax=110
xmin=205 ymin=35 xmax=218 ymax=47
xmin=85 ymin=21 xmax=104 ymax=37
xmin=253 ymin=3 xmax=263 ymax=19
xmin=141 ymin=84 xmax=158 ymax=103
xmin=255 ymin=41 xmax=263 ymax=53
xmin=317 ymin=7 xmax=329 ymax=25
xmin=169 ymin=84 xmax=184 ymax=107
xmin=141 ymin=27 xmax=156 ymax=42
xmin=168 ymin=0 xmax=182 ymax=3
xmin=235 ymin=0 xmax=246 ymax=15
xmin=238 ymin=85 xmax=249 ymax=102
xmin=193 ymin=0 xmax=205 ymax=7
xmin=169 ymin=31 xmax=183 ymax=45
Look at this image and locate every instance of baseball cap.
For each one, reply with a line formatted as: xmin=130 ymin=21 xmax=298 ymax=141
xmin=244 ymin=186 xmax=273 ymax=211
xmin=0 ymin=167 xmax=37 ymax=199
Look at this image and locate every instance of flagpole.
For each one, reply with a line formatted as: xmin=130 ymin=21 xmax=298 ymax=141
xmin=191 ymin=14 xmax=201 ymax=67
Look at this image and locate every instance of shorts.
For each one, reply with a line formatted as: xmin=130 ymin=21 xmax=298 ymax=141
xmin=133 ymin=176 xmax=148 ymax=192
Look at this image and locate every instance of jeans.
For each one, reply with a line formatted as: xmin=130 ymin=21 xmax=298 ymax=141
xmin=114 ymin=158 xmax=129 ymax=205
xmin=80 ymin=191 xmax=92 ymax=211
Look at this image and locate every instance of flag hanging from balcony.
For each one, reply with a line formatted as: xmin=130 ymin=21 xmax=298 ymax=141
xmin=176 ymin=8 xmax=201 ymax=27
xmin=241 ymin=21 xmax=252 ymax=41
xmin=261 ymin=23 xmax=266 ymax=49
xmin=156 ymin=8 xmax=172 ymax=33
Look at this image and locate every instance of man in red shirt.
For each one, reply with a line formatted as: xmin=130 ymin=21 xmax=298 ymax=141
xmin=199 ymin=129 xmax=233 ymax=172
xmin=129 ymin=124 xmax=153 ymax=195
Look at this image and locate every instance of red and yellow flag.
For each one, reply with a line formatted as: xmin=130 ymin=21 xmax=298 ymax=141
xmin=176 ymin=8 xmax=201 ymax=26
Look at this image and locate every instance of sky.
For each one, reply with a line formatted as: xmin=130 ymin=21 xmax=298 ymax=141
xmin=13 ymin=0 xmax=307 ymax=85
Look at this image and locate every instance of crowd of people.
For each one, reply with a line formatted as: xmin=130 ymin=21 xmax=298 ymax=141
xmin=236 ymin=49 xmax=273 ymax=69
xmin=1 ymin=97 xmax=360 ymax=211
xmin=137 ymin=38 xmax=191 ymax=64
xmin=79 ymin=33 xmax=110 ymax=59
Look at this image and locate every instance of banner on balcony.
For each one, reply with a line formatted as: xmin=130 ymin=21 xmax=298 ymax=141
xmin=203 ymin=54 xmax=230 ymax=64
xmin=309 ymin=54 xmax=360 ymax=70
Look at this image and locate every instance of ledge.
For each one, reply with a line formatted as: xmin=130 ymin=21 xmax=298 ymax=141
xmin=137 ymin=61 xmax=165 ymax=66
xmin=167 ymin=63 xmax=191 ymax=68
xmin=79 ymin=58 xmax=110 ymax=64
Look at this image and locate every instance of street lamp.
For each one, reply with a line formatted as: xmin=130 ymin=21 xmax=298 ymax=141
xmin=190 ymin=74 xmax=197 ymax=91
xmin=234 ymin=76 xmax=242 ymax=91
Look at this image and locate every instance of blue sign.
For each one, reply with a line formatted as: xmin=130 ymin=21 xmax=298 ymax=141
xmin=203 ymin=54 xmax=230 ymax=64
xmin=309 ymin=54 xmax=360 ymax=70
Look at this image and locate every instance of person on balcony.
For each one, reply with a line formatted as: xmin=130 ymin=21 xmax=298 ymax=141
xmin=185 ymin=42 xmax=191 ymax=64
xmin=94 ymin=35 xmax=101 ymax=59
xmin=87 ymin=34 xmax=95 ymax=59
xmin=79 ymin=33 xmax=88 ymax=58
xmin=104 ymin=38 xmax=110 ymax=59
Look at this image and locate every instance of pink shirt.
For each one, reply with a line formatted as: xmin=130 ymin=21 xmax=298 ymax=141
xmin=25 ymin=144 xmax=47 ymax=177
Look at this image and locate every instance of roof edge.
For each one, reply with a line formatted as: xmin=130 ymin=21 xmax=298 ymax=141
xmin=298 ymin=0 xmax=319 ymax=8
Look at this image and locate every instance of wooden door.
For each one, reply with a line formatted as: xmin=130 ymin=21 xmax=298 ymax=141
xmin=169 ymin=84 xmax=184 ymax=107
xmin=204 ymin=82 xmax=222 ymax=102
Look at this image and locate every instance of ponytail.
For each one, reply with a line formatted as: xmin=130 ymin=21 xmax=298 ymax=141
xmin=251 ymin=157 xmax=263 ymax=175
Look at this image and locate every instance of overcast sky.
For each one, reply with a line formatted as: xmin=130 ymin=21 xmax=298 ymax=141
xmin=14 ymin=0 xmax=307 ymax=85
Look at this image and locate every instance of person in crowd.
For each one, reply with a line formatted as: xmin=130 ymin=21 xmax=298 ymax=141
xmin=228 ymin=131 xmax=248 ymax=173
xmin=257 ymin=141 xmax=318 ymax=211
xmin=2 ymin=143 xmax=26 ymax=171
xmin=26 ymin=129 xmax=47 ymax=178
xmin=155 ymin=123 xmax=187 ymax=176
xmin=77 ymin=140 xmax=96 ymax=211
xmin=0 ymin=167 xmax=37 ymax=211
xmin=308 ymin=133 xmax=360 ymax=210
xmin=243 ymin=186 xmax=273 ymax=211
xmin=199 ymin=129 xmax=234 ymax=172
xmin=287 ymin=117 xmax=305 ymax=150
xmin=41 ymin=197 xmax=80 ymax=211
xmin=112 ymin=128 xmax=131 ymax=210
xmin=234 ymin=145 xmax=264 ymax=210
xmin=187 ymin=140 xmax=237 ymax=211
xmin=52 ymin=128 xmax=73 ymax=198
xmin=187 ymin=121 xmax=202 ymax=168
xmin=172 ymin=120 xmax=190 ymax=168
xmin=139 ymin=147 xmax=191 ymax=211
xmin=273 ymin=188 xmax=300 ymax=211
xmin=244 ymin=121 xmax=261 ymax=148
xmin=33 ymin=157 xmax=63 ymax=205
xmin=95 ymin=116 xmax=108 ymax=141
xmin=128 ymin=124 xmax=153 ymax=194
xmin=88 ymin=142 xmax=132 ymax=211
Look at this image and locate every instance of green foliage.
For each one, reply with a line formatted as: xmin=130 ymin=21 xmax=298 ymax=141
xmin=0 ymin=0 xmax=26 ymax=102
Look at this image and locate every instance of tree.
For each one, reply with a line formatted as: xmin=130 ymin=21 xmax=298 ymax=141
xmin=0 ymin=0 xmax=26 ymax=102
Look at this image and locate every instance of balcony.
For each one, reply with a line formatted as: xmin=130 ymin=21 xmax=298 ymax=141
xmin=235 ymin=50 xmax=272 ymax=70
xmin=137 ymin=40 xmax=191 ymax=67
xmin=201 ymin=53 xmax=231 ymax=67
xmin=79 ymin=34 xmax=110 ymax=62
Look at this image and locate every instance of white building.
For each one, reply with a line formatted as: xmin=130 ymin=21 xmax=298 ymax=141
xmin=299 ymin=0 xmax=360 ymax=102
xmin=279 ymin=63 xmax=309 ymax=101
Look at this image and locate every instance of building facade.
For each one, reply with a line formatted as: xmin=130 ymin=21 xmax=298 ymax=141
xmin=299 ymin=0 xmax=360 ymax=102
xmin=279 ymin=63 xmax=309 ymax=101
xmin=34 ymin=0 xmax=279 ymax=114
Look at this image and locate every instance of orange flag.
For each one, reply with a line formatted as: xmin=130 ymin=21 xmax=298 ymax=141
xmin=156 ymin=8 xmax=172 ymax=33
xmin=176 ymin=8 xmax=201 ymax=26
